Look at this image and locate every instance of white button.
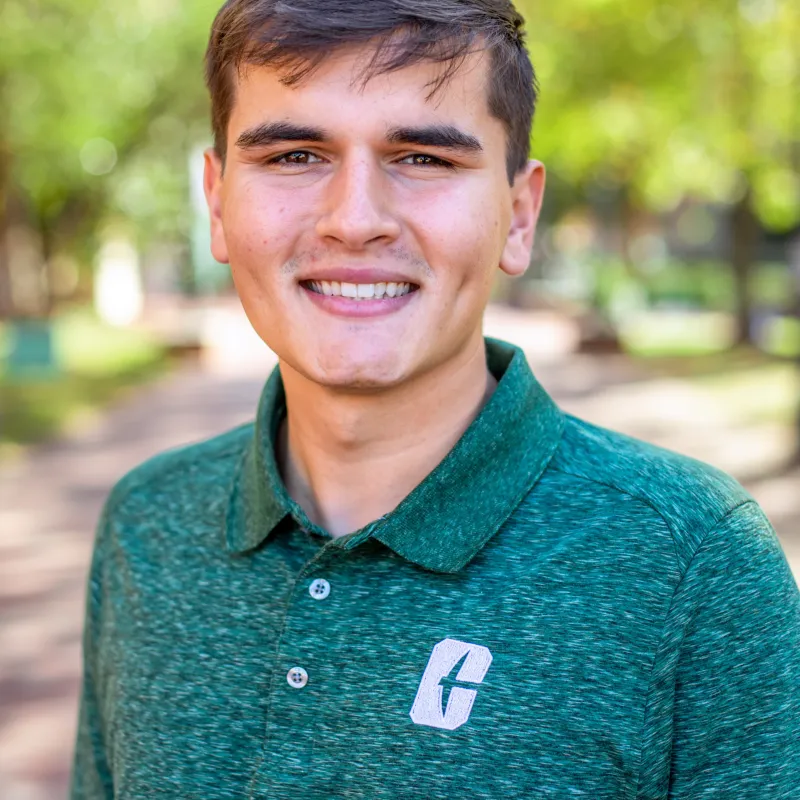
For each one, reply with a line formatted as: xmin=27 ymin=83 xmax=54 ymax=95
xmin=287 ymin=666 xmax=308 ymax=689
xmin=309 ymin=578 xmax=331 ymax=601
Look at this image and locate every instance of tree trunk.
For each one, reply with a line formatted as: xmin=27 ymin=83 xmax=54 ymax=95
xmin=789 ymin=231 xmax=800 ymax=466
xmin=38 ymin=213 xmax=56 ymax=317
xmin=0 ymin=138 xmax=13 ymax=319
xmin=617 ymin=184 xmax=642 ymax=281
xmin=729 ymin=188 xmax=758 ymax=346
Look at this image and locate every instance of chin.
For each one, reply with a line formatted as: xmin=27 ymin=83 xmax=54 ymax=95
xmin=306 ymin=352 xmax=409 ymax=391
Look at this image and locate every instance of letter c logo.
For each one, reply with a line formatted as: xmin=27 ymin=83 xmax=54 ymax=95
xmin=409 ymin=638 xmax=493 ymax=731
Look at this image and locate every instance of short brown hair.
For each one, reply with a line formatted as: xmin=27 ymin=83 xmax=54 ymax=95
xmin=204 ymin=0 xmax=537 ymax=184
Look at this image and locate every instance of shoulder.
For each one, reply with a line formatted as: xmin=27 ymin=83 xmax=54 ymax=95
xmin=548 ymin=413 xmax=754 ymax=570
xmin=101 ymin=422 xmax=254 ymax=524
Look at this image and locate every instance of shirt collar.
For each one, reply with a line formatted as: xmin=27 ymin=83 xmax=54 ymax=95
xmin=225 ymin=338 xmax=564 ymax=572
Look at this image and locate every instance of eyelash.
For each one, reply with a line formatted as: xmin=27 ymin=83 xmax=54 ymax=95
xmin=265 ymin=151 xmax=457 ymax=170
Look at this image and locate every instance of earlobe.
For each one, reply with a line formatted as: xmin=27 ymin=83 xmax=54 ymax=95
xmin=203 ymin=148 xmax=230 ymax=265
xmin=499 ymin=160 xmax=546 ymax=278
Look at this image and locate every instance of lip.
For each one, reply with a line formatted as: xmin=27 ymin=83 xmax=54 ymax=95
xmin=297 ymin=267 xmax=420 ymax=286
xmin=301 ymin=283 xmax=418 ymax=318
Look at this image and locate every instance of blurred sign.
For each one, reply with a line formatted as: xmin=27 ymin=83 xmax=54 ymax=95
xmin=6 ymin=319 xmax=58 ymax=377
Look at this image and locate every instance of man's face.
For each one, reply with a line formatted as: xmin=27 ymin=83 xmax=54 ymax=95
xmin=205 ymin=45 xmax=545 ymax=390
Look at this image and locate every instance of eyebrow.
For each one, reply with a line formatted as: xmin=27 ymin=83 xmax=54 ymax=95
xmin=235 ymin=121 xmax=484 ymax=154
xmin=236 ymin=122 xmax=330 ymax=149
xmin=386 ymin=125 xmax=483 ymax=153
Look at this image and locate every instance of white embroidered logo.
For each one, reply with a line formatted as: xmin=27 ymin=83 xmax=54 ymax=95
xmin=409 ymin=638 xmax=493 ymax=730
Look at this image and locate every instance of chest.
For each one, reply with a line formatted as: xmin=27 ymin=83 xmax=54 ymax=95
xmin=99 ymin=531 xmax=674 ymax=799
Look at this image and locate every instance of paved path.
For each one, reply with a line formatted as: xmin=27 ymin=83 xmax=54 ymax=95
xmin=0 ymin=367 xmax=271 ymax=799
xmin=1 ymin=307 xmax=797 ymax=798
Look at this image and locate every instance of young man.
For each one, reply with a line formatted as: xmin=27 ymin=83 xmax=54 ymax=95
xmin=71 ymin=1 xmax=800 ymax=797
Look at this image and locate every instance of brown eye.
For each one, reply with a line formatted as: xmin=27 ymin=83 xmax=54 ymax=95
xmin=401 ymin=154 xmax=455 ymax=169
xmin=269 ymin=151 xmax=323 ymax=165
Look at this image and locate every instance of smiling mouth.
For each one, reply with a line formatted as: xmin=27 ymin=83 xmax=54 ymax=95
xmin=302 ymin=280 xmax=419 ymax=300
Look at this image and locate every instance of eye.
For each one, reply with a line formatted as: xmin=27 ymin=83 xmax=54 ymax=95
xmin=399 ymin=153 xmax=456 ymax=169
xmin=268 ymin=150 xmax=324 ymax=165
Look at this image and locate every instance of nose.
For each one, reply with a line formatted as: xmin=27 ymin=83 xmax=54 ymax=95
xmin=315 ymin=153 xmax=401 ymax=249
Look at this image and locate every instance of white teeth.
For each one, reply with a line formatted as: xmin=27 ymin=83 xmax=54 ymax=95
xmin=308 ymin=280 xmax=414 ymax=300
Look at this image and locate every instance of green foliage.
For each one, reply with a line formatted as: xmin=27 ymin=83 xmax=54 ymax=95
xmin=0 ymin=0 xmax=797 ymax=303
xmin=0 ymin=0 xmax=219 ymax=249
xmin=521 ymin=0 xmax=800 ymax=231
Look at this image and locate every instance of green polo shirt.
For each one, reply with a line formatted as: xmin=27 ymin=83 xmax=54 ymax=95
xmin=71 ymin=338 xmax=800 ymax=799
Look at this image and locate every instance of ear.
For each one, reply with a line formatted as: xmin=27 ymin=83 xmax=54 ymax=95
xmin=203 ymin=148 xmax=230 ymax=265
xmin=499 ymin=159 xmax=546 ymax=278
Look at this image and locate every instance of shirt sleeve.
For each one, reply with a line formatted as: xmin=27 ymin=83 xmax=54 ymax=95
xmin=70 ymin=504 xmax=115 ymax=799
xmin=668 ymin=501 xmax=800 ymax=798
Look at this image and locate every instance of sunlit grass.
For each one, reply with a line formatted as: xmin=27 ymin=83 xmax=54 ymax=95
xmin=618 ymin=310 xmax=734 ymax=357
xmin=55 ymin=310 xmax=163 ymax=375
xmin=762 ymin=316 xmax=800 ymax=358
xmin=600 ymin=308 xmax=799 ymax=431
xmin=691 ymin=363 xmax=800 ymax=426
xmin=0 ymin=310 xmax=168 ymax=453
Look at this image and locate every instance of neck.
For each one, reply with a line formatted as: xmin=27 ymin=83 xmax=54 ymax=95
xmin=276 ymin=334 xmax=497 ymax=537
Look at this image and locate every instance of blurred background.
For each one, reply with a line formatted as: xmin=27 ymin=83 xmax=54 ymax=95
xmin=0 ymin=0 xmax=798 ymax=795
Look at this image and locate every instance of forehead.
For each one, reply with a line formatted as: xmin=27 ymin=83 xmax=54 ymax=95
xmin=229 ymin=45 xmax=500 ymax=141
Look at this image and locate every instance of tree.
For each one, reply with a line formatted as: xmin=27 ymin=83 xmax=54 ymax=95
xmin=0 ymin=0 xmax=220 ymax=319
xmin=520 ymin=0 xmax=800 ymax=343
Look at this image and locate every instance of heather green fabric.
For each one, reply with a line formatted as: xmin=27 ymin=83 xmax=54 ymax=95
xmin=71 ymin=338 xmax=800 ymax=799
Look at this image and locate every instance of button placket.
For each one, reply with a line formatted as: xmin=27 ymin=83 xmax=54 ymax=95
xmin=257 ymin=547 xmax=350 ymax=795
xmin=274 ymin=556 xmax=337 ymax=704
xmin=256 ymin=544 xmax=374 ymax=796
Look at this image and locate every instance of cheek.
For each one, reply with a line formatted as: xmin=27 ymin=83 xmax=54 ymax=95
xmin=224 ymin=189 xmax=295 ymax=269
xmin=415 ymin=188 xmax=501 ymax=278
